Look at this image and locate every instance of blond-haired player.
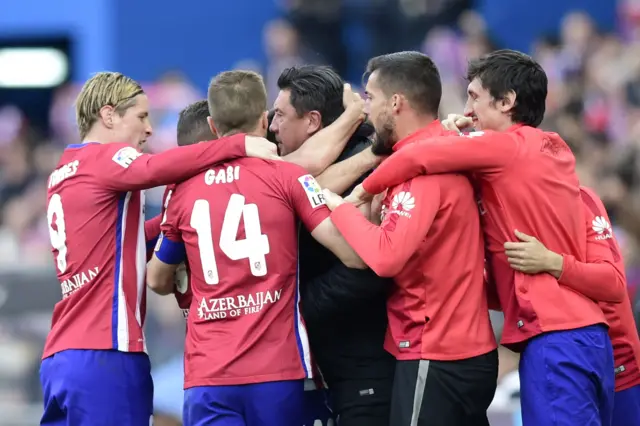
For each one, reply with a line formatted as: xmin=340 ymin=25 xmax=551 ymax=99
xmin=40 ymin=71 xmax=278 ymax=426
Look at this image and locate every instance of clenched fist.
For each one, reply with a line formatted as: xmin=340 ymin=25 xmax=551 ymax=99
xmin=441 ymin=113 xmax=474 ymax=134
xmin=343 ymin=83 xmax=366 ymax=122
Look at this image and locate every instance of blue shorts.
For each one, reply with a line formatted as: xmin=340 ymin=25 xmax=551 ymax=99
xmin=302 ymin=387 xmax=334 ymax=426
xmin=40 ymin=349 xmax=153 ymax=426
xmin=613 ymin=384 xmax=640 ymax=426
xmin=519 ymin=325 xmax=615 ymax=426
xmin=184 ymin=380 xmax=321 ymax=426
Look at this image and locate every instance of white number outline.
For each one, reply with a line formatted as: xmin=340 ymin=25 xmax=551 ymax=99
xmin=47 ymin=194 xmax=68 ymax=273
xmin=190 ymin=194 xmax=270 ymax=285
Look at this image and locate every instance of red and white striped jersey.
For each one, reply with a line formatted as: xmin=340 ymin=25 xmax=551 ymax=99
xmin=156 ymin=183 xmax=327 ymax=390
xmin=43 ymin=136 xmax=247 ymax=358
xmin=156 ymin=158 xmax=330 ymax=387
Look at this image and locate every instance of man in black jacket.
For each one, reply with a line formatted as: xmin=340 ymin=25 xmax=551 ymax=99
xmin=270 ymin=65 xmax=395 ymax=426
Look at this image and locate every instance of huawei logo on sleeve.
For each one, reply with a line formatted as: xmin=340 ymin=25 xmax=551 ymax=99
xmin=592 ymin=216 xmax=613 ymax=240
xmin=390 ymin=191 xmax=415 ymax=218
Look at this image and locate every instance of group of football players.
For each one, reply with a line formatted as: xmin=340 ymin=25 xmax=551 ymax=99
xmin=41 ymin=48 xmax=640 ymax=426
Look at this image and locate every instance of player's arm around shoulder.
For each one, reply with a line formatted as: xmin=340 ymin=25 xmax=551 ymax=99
xmin=91 ymin=142 xmax=145 ymax=186
xmin=327 ymin=174 xmax=441 ymax=277
xmin=363 ymin=130 xmax=516 ymax=195
xmin=280 ymin=162 xmax=367 ymax=269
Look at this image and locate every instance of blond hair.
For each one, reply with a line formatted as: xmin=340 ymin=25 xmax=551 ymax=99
xmin=207 ymin=70 xmax=267 ymax=136
xmin=75 ymin=72 xmax=144 ymax=140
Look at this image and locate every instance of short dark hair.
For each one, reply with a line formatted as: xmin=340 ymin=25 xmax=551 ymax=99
xmin=208 ymin=70 xmax=267 ymax=135
xmin=277 ymin=65 xmax=344 ymax=127
xmin=365 ymin=51 xmax=442 ymax=117
xmin=467 ymin=49 xmax=547 ymax=127
xmin=266 ymin=109 xmax=277 ymax=144
xmin=176 ymin=100 xmax=216 ymax=146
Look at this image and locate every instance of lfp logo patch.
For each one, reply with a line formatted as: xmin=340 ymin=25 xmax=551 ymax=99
xmin=298 ymin=174 xmax=325 ymax=208
xmin=112 ymin=146 xmax=142 ymax=168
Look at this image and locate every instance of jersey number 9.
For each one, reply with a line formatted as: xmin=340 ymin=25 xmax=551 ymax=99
xmin=47 ymin=194 xmax=68 ymax=274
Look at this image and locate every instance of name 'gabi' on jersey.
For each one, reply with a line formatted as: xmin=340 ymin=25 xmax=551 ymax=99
xmin=205 ymin=165 xmax=240 ymax=185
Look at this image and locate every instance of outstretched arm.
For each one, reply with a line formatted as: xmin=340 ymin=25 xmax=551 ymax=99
xmin=98 ymin=135 xmax=278 ymax=192
xmin=325 ymin=175 xmax=440 ymax=277
xmin=316 ymin=146 xmax=381 ymax=194
xmin=363 ymin=131 xmax=516 ymax=194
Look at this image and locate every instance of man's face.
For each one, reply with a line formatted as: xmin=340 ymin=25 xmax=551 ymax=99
xmin=270 ymin=89 xmax=311 ymax=156
xmin=464 ymin=78 xmax=510 ymax=132
xmin=111 ymin=94 xmax=153 ymax=151
xmin=365 ymin=71 xmax=397 ymax=155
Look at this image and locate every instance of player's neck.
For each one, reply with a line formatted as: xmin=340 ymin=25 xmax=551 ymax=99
xmin=493 ymin=120 xmax=517 ymax=132
xmin=81 ymin=128 xmax=114 ymax=144
xmin=221 ymin=131 xmax=265 ymax=139
xmin=221 ymin=125 xmax=265 ymax=139
xmin=396 ymin=114 xmax=437 ymax=141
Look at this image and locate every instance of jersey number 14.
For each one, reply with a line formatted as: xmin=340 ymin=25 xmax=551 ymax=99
xmin=190 ymin=194 xmax=270 ymax=285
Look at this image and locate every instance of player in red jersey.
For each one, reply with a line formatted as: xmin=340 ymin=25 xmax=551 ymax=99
xmin=147 ymin=90 xmax=366 ymax=426
xmin=41 ymin=72 xmax=279 ymax=426
xmin=147 ymin=70 xmax=364 ymax=426
xmin=504 ymin=186 xmax=640 ymax=426
xmin=347 ymin=50 xmax=616 ymax=425
xmin=144 ymin=101 xmax=218 ymax=320
xmin=322 ymin=52 xmax=498 ymax=426
xmin=151 ymin=98 xmax=357 ymax=426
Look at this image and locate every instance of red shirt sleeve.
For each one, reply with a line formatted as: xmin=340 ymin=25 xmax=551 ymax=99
xmin=145 ymin=214 xmax=162 ymax=261
xmin=160 ymin=186 xmax=175 ymax=224
xmin=96 ymin=134 xmax=246 ymax=191
xmin=281 ymin=164 xmax=330 ymax=232
xmin=155 ymin=184 xmax=186 ymax=264
xmin=557 ymin=188 xmax=626 ymax=303
xmin=363 ymin=131 xmax=517 ymax=194
xmin=145 ymin=215 xmax=162 ymax=242
xmin=331 ymin=176 xmax=440 ymax=277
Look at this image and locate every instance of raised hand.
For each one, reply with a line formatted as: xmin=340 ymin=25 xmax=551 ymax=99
xmin=343 ymin=83 xmax=366 ymax=121
xmin=441 ymin=113 xmax=474 ymax=134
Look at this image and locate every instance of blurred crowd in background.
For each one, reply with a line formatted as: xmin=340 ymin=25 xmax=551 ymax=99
xmin=1 ymin=0 xmax=639 ymax=423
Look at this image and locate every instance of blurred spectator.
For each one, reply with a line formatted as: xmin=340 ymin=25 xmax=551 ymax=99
xmin=281 ymin=0 xmax=347 ymax=76
xmin=263 ymin=19 xmax=308 ymax=104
